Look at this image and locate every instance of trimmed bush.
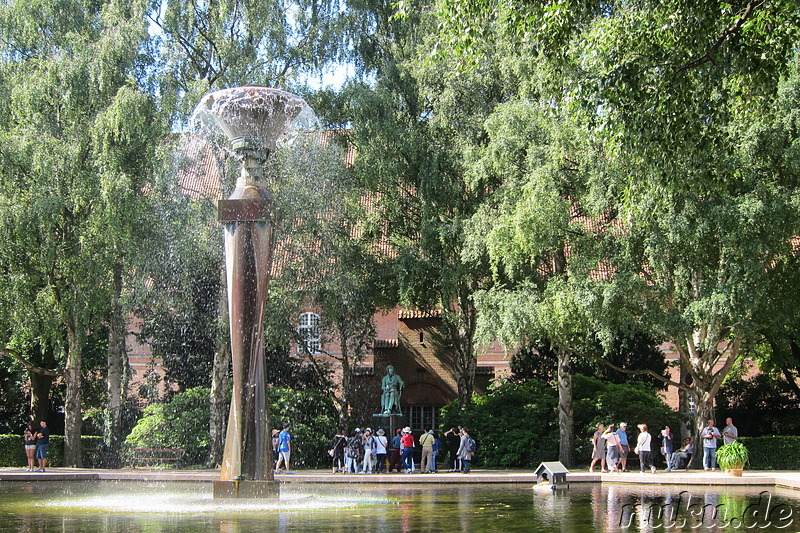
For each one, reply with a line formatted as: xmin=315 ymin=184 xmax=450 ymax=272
xmin=739 ymin=436 xmax=800 ymax=470
xmin=0 ymin=435 xmax=103 ymax=467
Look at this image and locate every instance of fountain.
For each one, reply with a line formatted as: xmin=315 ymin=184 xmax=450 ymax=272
xmin=191 ymin=86 xmax=314 ymax=498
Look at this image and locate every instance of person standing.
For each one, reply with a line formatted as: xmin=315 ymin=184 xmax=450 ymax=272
xmin=389 ymin=429 xmax=402 ymax=472
xmin=722 ymin=417 xmax=738 ymax=445
xmin=400 ymin=427 xmax=415 ymax=474
xmin=330 ymin=428 xmax=347 ymax=474
xmin=601 ymin=425 xmax=623 ymax=473
xmin=430 ymin=431 xmax=439 ymax=472
xmin=419 ymin=427 xmax=435 ymax=473
xmin=659 ymin=426 xmax=674 ymax=471
xmin=345 ymin=429 xmax=362 ymax=473
xmin=375 ymin=429 xmax=388 ymax=473
xmin=275 ymin=423 xmax=292 ymax=474
xmin=701 ymin=419 xmax=722 ymax=471
xmin=589 ymin=424 xmax=607 ymax=473
xmin=35 ymin=421 xmax=49 ymax=472
xmin=445 ymin=427 xmax=461 ymax=472
xmin=23 ymin=424 xmax=36 ymax=472
xmin=635 ymin=423 xmax=655 ymax=473
xmin=616 ymin=423 xmax=630 ymax=472
xmin=362 ymin=428 xmax=377 ymax=473
xmin=457 ymin=427 xmax=475 ymax=473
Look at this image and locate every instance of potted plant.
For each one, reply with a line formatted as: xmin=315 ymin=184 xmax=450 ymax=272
xmin=715 ymin=441 xmax=749 ymax=476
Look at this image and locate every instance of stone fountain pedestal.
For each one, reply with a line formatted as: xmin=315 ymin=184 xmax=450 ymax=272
xmin=213 ymin=480 xmax=279 ymax=499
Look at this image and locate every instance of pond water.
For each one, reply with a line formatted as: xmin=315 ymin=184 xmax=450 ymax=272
xmin=2 ymin=481 xmax=798 ymax=532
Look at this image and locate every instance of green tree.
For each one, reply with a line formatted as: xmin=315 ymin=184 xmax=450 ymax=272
xmin=437 ymin=0 xmax=800 ymax=454
xmin=340 ymin=0 xmax=516 ymax=407
xmin=0 ymin=0 xmax=162 ymax=465
xmin=149 ymin=0 xmax=348 ymax=122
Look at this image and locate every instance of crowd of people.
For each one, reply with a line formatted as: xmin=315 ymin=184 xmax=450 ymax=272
xmin=589 ymin=417 xmax=738 ymax=473
xmin=328 ymin=426 xmax=476 ymax=474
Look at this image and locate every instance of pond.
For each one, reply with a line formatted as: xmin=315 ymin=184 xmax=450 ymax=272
xmin=1 ymin=481 xmax=797 ymax=532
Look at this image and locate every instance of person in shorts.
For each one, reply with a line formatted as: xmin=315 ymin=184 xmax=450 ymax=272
xmin=36 ymin=421 xmax=49 ymax=472
xmin=275 ymin=423 xmax=292 ymax=474
xmin=23 ymin=423 xmax=36 ymax=472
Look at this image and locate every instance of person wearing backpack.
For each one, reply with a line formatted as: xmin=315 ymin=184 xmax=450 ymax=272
xmin=457 ymin=427 xmax=476 ymax=474
xmin=345 ymin=429 xmax=362 ymax=474
xmin=419 ymin=427 xmax=435 ymax=473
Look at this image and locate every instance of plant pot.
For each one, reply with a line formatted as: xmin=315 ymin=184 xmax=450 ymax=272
xmin=727 ymin=468 xmax=743 ymax=477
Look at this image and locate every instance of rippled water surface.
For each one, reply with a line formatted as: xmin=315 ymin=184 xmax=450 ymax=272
xmin=2 ymin=480 xmax=799 ymax=532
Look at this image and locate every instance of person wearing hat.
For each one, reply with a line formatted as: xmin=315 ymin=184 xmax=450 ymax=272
xmin=616 ymin=423 xmax=630 ymax=472
xmin=345 ymin=428 xmax=362 ymax=473
xmin=419 ymin=427 xmax=435 ymax=473
xmin=400 ymin=427 xmax=415 ymax=474
xmin=375 ymin=429 xmax=388 ymax=473
xmin=362 ymin=428 xmax=377 ymax=473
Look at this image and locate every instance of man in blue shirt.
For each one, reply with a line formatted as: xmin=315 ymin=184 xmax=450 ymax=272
xmin=275 ymin=423 xmax=292 ymax=474
xmin=36 ymin=421 xmax=49 ymax=472
xmin=616 ymin=422 xmax=629 ymax=472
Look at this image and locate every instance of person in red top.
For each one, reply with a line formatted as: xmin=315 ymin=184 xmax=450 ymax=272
xmin=400 ymin=427 xmax=415 ymax=474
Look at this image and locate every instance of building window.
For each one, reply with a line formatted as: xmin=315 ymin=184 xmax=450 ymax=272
xmin=297 ymin=312 xmax=321 ymax=354
xmin=401 ymin=405 xmax=440 ymax=433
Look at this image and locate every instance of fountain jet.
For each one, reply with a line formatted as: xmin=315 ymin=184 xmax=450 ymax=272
xmin=191 ymin=86 xmax=312 ymax=498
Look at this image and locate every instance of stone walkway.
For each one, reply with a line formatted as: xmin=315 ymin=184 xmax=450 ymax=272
xmin=2 ymin=467 xmax=800 ymax=490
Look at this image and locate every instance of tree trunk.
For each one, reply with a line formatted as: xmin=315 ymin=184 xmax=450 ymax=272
xmin=29 ymin=372 xmax=54 ymax=425
xmin=209 ymin=269 xmax=230 ymax=468
xmin=63 ymin=320 xmax=84 ymax=467
xmin=557 ymin=347 xmax=574 ymax=467
xmin=455 ymin=340 xmax=476 ymax=408
xmin=690 ymin=389 xmax=715 ymax=469
xmin=104 ymin=262 xmax=127 ymax=465
xmin=677 ymin=359 xmax=693 ymax=440
xmin=452 ymin=300 xmax=477 ymax=408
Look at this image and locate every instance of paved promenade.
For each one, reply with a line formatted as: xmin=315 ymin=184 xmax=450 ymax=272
xmin=2 ymin=467 xmax=800 ymax=490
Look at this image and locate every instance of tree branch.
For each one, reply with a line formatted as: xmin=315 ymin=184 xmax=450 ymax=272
xmin=675 ymin=0 xmax=766 ymax=73
xmin=584 ymin=350 xmax=686 ymax=390
xmin=0 ymin=348 xmax=62 ymax=378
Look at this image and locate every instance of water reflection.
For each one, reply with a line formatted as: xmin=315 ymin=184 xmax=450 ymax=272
xmin=1 ymin=481 xmax=798 ymax=532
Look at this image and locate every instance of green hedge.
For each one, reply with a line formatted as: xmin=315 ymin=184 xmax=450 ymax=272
xmin=0 ymin=435 xmax=104 ymax=467
xmin=739 ymin=436 xmax=800 ymax=470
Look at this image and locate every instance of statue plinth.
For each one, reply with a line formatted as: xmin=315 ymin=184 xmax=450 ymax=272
xmin=372 ymin=413 xmax=404 ymax=440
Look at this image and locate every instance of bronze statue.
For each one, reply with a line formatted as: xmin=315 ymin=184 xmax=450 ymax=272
xmin=381 ymin=365 xmax=404 ymax=414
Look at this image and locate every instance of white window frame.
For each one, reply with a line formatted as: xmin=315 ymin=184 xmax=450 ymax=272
xmin=297 ymin=312 xmax=321 ymax=355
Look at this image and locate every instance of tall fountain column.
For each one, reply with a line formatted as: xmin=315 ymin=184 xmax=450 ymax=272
xmin=192 ymin=87 xmax=309 ymax=498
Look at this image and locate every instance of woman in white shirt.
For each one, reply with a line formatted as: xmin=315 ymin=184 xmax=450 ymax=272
xmin=636 ymin=423 xmax=656 ymax=473
xmin=375 ymin=428 xmax=388 ymax=473
xmin=601 ymin=424 xmax=623 ymax=473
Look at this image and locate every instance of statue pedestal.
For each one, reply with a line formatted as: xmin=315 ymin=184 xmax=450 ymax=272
xmin=213 ymin=480 xmax=280 ymax=499
xmin=372 ymin=413 xmax=404 ymax=438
